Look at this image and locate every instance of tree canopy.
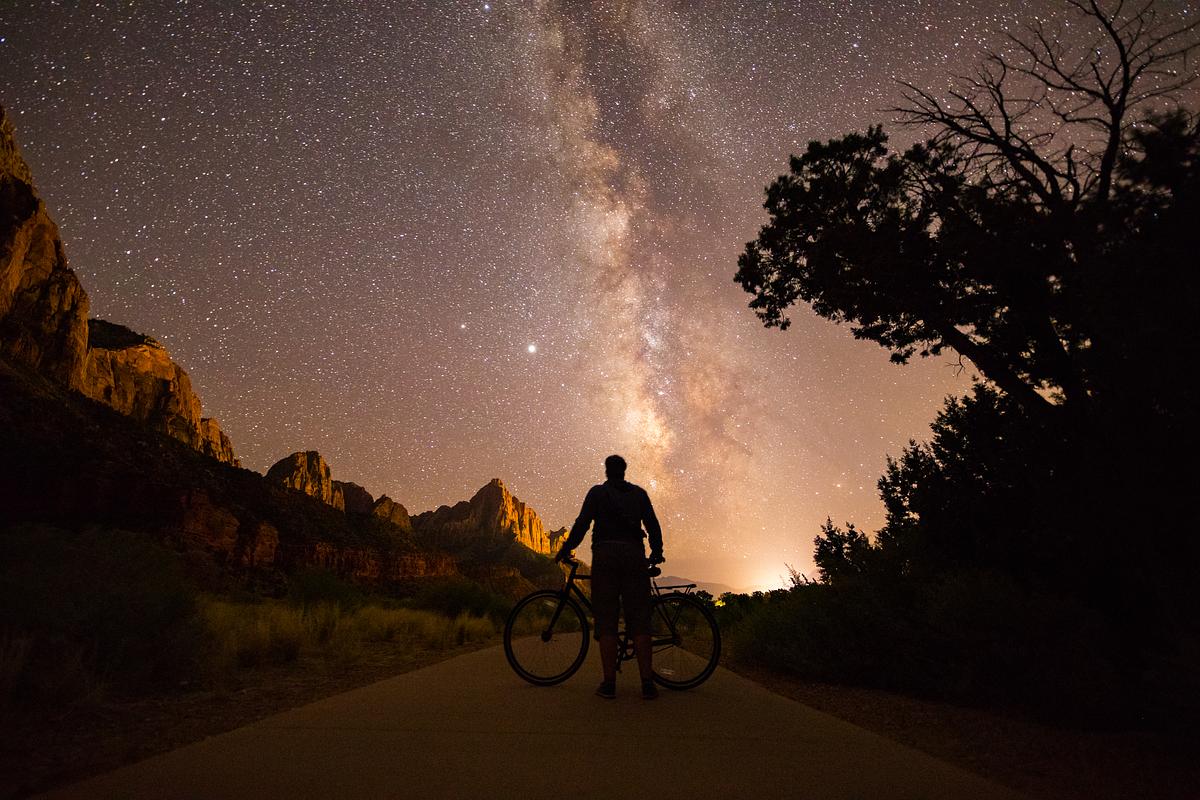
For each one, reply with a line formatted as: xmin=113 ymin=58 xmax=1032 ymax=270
xmin=736 ymin=0 xmax=1200 ymax=428
xmin=732 ymin=0 xmax=1200 ymax=722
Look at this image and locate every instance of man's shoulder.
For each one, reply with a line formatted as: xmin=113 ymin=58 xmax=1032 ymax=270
xmin=623 ymin=481 xmax=651 ymax=499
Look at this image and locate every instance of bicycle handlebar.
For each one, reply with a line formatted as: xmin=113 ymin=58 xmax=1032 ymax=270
xmin=557 ymin=551 xmax=663 ymax=576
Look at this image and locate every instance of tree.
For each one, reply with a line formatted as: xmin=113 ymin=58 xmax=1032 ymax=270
xmin=737 ymin=4 xmax=1200 ymax=719
xmin=812 ymin=519 xmax=875 ymax=584
xmin=736 ymin=0 xmax=1199 ymax=427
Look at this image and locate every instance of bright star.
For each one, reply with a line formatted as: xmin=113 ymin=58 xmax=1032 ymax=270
xmin=527 ymin=344 xmax=537 ymax=353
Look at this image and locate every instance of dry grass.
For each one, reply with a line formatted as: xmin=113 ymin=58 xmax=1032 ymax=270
xmin=201 ymin=599 xmax=495 ymax=677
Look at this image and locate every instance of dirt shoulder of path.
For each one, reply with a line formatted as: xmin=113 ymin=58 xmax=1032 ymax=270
xmin=728 ymin=663 xmax=1200 ymax=800
xmin=0 ymin=637 xmax=497 ymax=799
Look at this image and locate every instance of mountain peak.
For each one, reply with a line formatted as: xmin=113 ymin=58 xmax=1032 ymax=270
xmin=415 ymin=478 xmax=553 ymax=555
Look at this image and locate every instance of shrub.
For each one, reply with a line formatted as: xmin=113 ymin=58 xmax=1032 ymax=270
xmin=200 ymin=599 xmax=497 ymax=678
xmin=202 ymin=600 xmax=306 ymax=671
xmin=0 ymin=524 xmax=203 ymax=705
xmin=725 ymin=569 xmax=1127 ymax=721
xmin=408 ymin=578 xmax=510 ymax=621
xmin=286 ymin=569 xmax=363 ymax=610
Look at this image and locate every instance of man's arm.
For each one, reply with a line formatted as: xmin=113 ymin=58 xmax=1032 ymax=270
xmin=557 ymin=487 xmax=598 ymax=559
xmin=642 ymin=490 xmax=664 ymax=561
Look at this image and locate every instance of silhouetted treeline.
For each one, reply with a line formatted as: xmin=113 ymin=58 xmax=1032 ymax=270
xmin=731 ymin=1 xmax=1200 ymax=725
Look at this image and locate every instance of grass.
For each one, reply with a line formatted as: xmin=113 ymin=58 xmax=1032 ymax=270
xmin=201 ymin=599 xmax=496 ymax=677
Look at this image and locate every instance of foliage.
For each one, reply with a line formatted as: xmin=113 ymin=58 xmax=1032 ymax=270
xmin=0 ymin=525 xmax=203 ymax=705
xmin=201 ymin=599 xmax=495 ymax=675
xmin=406 ymin=577 xmax=512 ymax=621
xmin=0 ymin=524 xmax=499 ymax=707
xmin=732 ymin=1 xmax=1200 ymax=724
xmin=496 ymin=542 xmax=566 ymax=589
xmin=738 ymin=0 xmax=1200 ymax=427
xmin=286 ymin=569 xmax=364 ymax=610
xmin=725 ymin=572 xmax=1122 ymax=717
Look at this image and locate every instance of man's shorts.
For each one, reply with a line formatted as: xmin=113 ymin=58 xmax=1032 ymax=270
xmin=590 ymin=540 xmax=651 ymax=639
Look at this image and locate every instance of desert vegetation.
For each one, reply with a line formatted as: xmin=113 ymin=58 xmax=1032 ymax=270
xmin=0 ymin=524 xmax=503 ymax=709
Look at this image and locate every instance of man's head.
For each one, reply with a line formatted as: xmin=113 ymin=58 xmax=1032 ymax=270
xmin=604 ymin=454 xmax=627 ymax=481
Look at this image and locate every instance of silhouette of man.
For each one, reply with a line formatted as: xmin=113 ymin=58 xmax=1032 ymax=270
xmin=555 ymin=454 xmax=664 ymax=700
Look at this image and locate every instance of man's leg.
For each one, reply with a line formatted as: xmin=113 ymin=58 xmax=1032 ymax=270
xmin=600 ymin=634 xmax=619 ymax=684
xmin=591 ymin=546 xmax=619 ymax=690
xmin=634 ymin=634 xmax=653 ymax=682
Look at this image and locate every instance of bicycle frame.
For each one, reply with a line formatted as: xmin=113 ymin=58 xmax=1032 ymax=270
xmin=554 ymin=558 xmax=696 ymax=663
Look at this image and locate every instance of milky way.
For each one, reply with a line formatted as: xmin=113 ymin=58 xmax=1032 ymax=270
xmin=3 ymin=1 xmax=1192 ymax=588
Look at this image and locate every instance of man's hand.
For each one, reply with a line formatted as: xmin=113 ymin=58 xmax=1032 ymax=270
xmin=554 ymin=548 xmax=573 ymax=563
xmin=648 ymin=551 xmax=665 ymax=565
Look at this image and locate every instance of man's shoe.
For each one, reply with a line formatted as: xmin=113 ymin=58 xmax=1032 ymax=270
xmin=641 ymin=679 xmax=659 ymax=700
xmin=595 ymin=681 xmax=616 ymax=699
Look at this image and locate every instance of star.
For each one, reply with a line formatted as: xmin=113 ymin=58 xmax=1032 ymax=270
xmin=5 ymin=0 xmax=1150 ymax=587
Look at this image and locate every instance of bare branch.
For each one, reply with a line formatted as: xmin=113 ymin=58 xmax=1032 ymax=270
xmin=896 ymin=0 xmax=1199 ymax=205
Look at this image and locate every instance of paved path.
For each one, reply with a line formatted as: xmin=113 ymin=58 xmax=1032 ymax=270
xmin=44 ymin=646 xmax=1026 ymax=799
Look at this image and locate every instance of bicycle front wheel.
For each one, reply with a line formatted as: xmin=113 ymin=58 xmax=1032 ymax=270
xmin=503 ymin=590 xmax=590 ymax=686
xmin=650 ymin=593 xmax=720 ymax=690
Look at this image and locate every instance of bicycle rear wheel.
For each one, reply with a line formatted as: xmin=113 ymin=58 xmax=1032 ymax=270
xmin=650 ymin=593 xmax=720 ymax=690
xmin=503 ymin=590 xmax=590 ymax=686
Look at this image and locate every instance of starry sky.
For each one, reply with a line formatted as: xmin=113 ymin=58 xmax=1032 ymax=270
xmin=4 ymin=1 xmax=1191 ymax=589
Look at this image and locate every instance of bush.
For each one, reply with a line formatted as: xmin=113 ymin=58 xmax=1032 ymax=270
xmin=286 ymin=569 xmax=363 ymax=610
xmin=725 ymin=569 xmax=1127 ymax=721
xmin=0 ymin=525 xmax=203 ymax=705
xmin=201 ymin=599 xmax=497 ymax=677
xmin=202 ymin=600 xmax=306 ymax=670
xmin=408 ymin=578 xmax=511 ymax=621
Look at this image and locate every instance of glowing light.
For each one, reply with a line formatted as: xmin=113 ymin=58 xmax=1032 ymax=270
xmin=527 ymin=344 xmax=537 ymax=353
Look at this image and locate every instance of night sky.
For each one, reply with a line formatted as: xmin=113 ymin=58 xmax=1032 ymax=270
xmin=4 ymin=1 xmax=1190 ymax=589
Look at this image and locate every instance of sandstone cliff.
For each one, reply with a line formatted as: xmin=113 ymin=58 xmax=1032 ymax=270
xmin=0 ymin=105 xmax=89 ymax=389
xmin=0 ymin=106 xmax=238 ymax=467
xmin=413 ymin=478 xmax=554 ymax=555
xmin=334 ymin=480 xmax=374 ymax=515
xmin=266 ymin=451 xmax=341 ymax=507
xmin=373 ymin=495 xmax=413 ymax=534
xmin=82 ymin=319 xmax=239 ymax=466
xmin=1 ymin=360 xmax=459 ymax=588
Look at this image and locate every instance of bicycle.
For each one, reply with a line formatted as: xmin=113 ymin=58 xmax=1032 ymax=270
xmin=503 ymin=553 xmax=721 ymax=690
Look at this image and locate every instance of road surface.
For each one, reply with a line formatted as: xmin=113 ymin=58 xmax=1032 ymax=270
xmin=43 ymin=645 xmax=1026 ymax=799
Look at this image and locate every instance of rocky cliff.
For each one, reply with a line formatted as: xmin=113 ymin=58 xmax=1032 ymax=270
xmin=266 ymin=454 xmax=399 ymax=520
xmin=0 ymin=106 xmax=237 ymax=467
xmin=0 ymin=105 xmax=90 ymax=390
xmin=82 ymin=319 xmax=239 ymax=466
xmin=334 ymin=480 xmax=374 ymax=515
xmin=413 ymin=478 xmax=555 ymax=556
xmin=0 ymin=360 xmax=458 ymax=588
xmin=373 ymin=495 xmax=414 ymax=535
xmin=267 ymin=451 xmax=344 ymax=508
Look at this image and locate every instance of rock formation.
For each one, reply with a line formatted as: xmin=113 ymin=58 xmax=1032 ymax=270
xmin=199 ymin=417 xmax=237 ymax=464
xmin=267 ymin=451 xmax=339 ymax=506
xmin=0 ymin=105 xmax=90 ymax=389
xmin=548 ymin=526 xmax=569 ymax=554
xmin=82 ymin=319 xmax=239 ymax=466
xmin=413 ymin=478 xmax=554 ymax=555
xmin=334 ymin=480 xmax=374 ymax=515
xmin=373 ymin=495 xmax=413 ymax=534
xmin=0 ymin=106 xmax=237 ymax=466
xmin=0 ymin=360 xmax=460 ymax=588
